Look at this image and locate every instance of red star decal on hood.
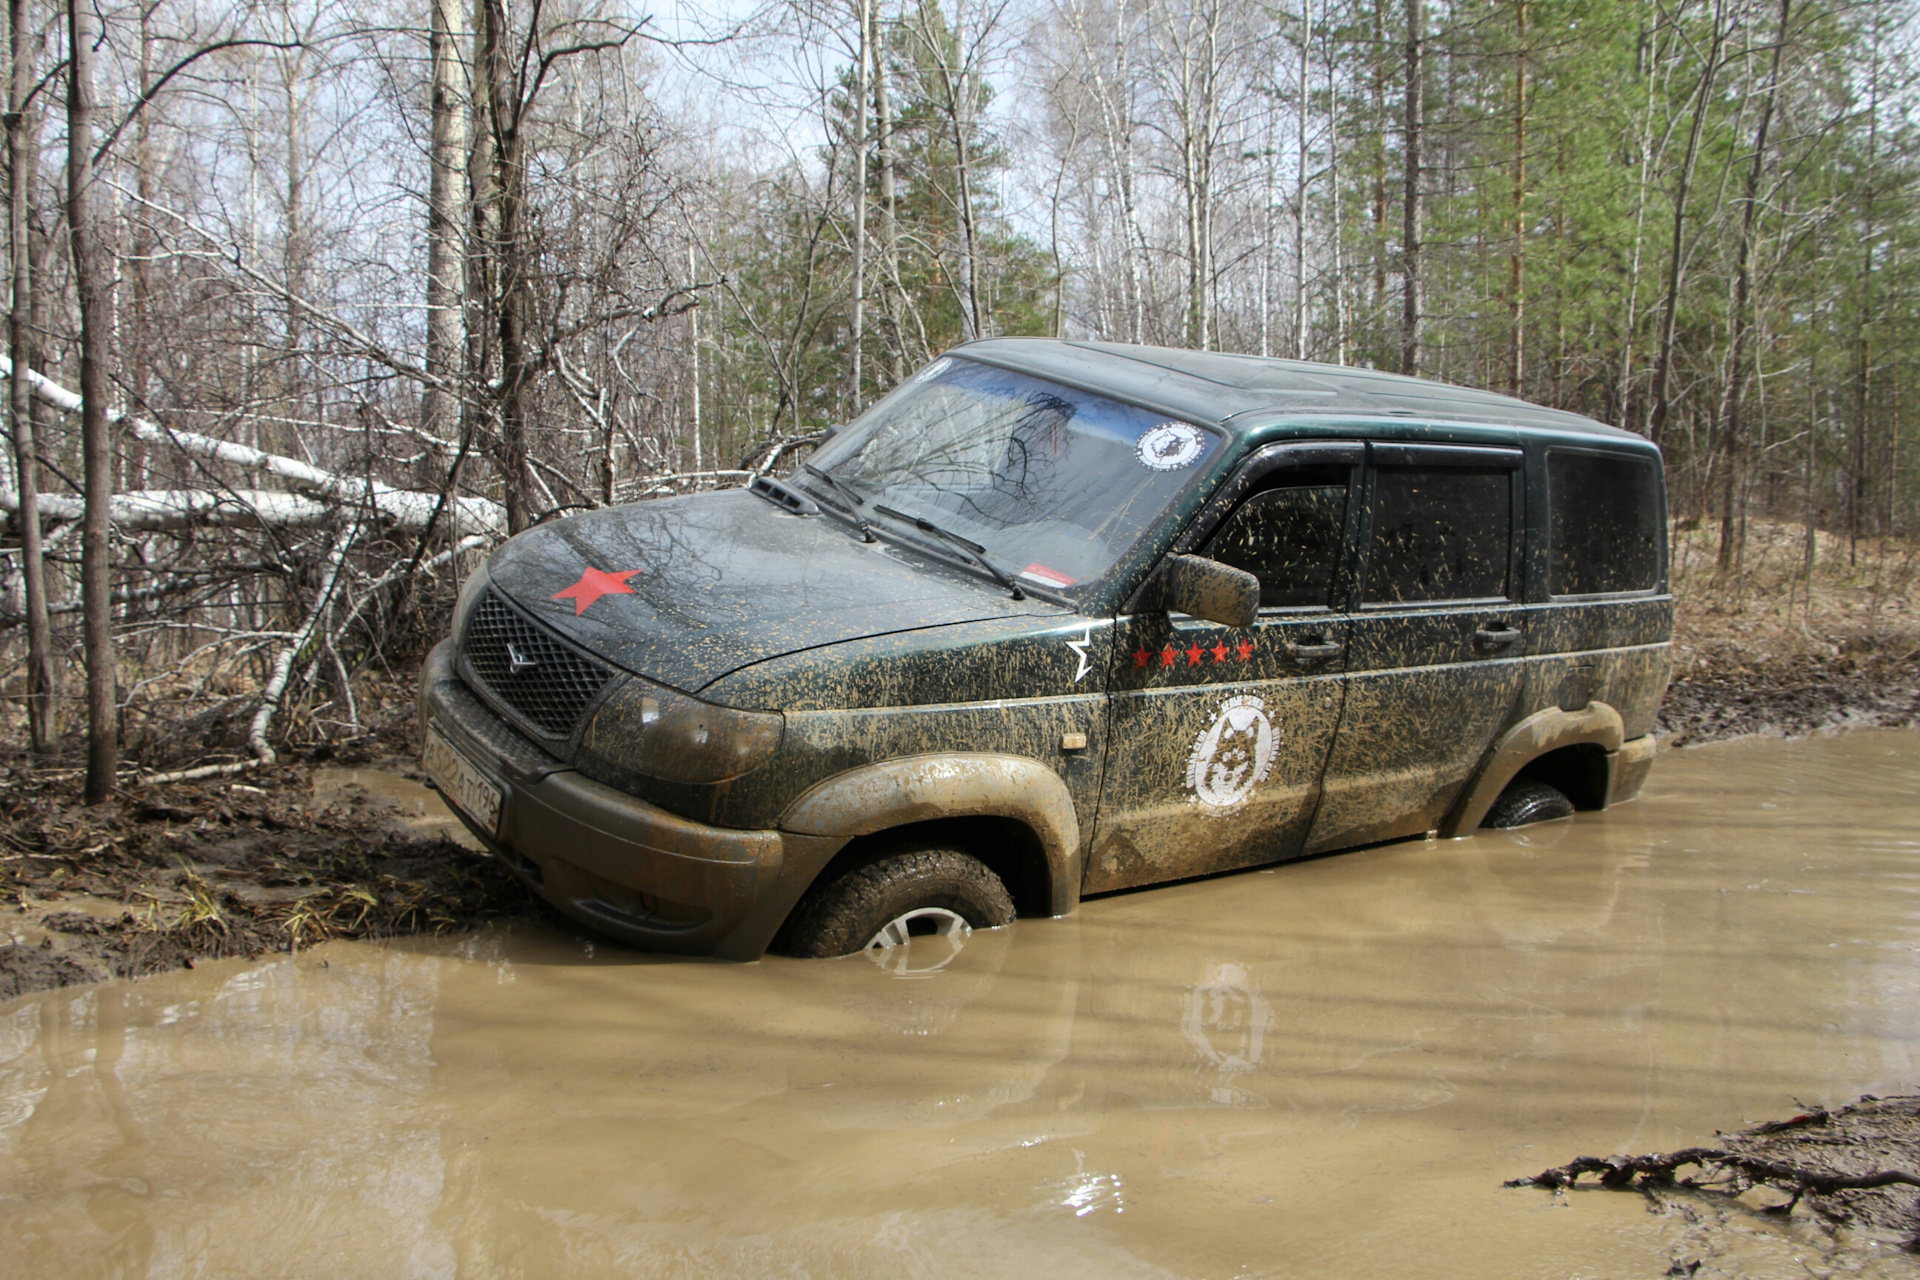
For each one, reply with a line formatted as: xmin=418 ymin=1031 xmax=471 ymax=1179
xmin=552 ymin=566 xmax=641 ymax=615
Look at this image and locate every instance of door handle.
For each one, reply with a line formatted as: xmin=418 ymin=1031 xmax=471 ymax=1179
xmin=1285 ymin=637 xmax=1344 ymax=661
xmin=1473 ymin=624 xmax=1523 ymax=649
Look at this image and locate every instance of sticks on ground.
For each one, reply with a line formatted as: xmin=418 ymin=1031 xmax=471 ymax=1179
xmin=1509 ymin=1098 xmax=1920 ymax=1232
xmin=1509 ymin=1147 xmax=1920 ymax=1204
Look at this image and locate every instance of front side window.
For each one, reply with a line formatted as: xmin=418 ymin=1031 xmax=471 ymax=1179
xmin=1363 ymin=467 xmax=1512 ymax=604
xmin=801 ymin=357 xmax=1221 ymax=597
xmin=1203 ymin=469 xmax=1350 ymax=608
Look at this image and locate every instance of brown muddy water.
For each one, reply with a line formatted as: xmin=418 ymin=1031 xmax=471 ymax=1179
xmin=4 ymin=730 xmax=1920 ymax=1279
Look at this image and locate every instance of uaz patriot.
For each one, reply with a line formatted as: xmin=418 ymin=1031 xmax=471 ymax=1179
xmin=419 ymin=341 xmax=1670 ymax=959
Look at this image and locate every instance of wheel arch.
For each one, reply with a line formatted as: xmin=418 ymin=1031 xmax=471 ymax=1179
xmin=1439 ymin=703 xmax=1625 ymax=838
xmin=777 ymin=753 xmax=1083 ymax=918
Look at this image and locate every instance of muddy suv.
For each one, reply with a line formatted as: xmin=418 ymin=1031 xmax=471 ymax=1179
xmin=419 ymin=341 xmax=1670 ymax=960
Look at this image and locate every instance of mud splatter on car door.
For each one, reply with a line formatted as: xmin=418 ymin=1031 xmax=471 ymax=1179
xmin=1088 ymin=465 xmax=1358 ymax=892
xmin=1308 ymin=444 xmax=1528 ymax=851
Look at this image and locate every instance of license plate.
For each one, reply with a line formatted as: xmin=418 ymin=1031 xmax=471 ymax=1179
xmin=424 ymin=726 xmax=502 ymax=835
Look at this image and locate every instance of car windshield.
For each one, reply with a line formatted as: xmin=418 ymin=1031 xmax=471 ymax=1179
xmin=801 ymin=357 xmax=1221 ymax=598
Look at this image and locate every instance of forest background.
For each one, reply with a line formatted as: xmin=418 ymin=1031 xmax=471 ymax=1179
xmin=0 ymin=0 xmax=1913 ymax=798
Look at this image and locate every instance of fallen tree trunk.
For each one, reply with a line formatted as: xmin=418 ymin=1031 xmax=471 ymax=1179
xmin=1 ymin=487 xmax=337 ymax=531
xmin=0 ymin=355 xmax=507 ymax=537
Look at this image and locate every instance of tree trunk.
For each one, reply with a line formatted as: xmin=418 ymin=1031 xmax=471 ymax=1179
xmin=950 ymin=40 xmax=983 ymax=339
xmin=1648 ymin=0 xmax=1727 ymax=445
xmin=68 ymin=0 xmax=116 ymax=801
xmin=874 ymin=26 xmax=903 ymax=380
xmin=128 ymin=0 xmax=153 ymax=486
xmin=1400 ymin=0 xmax=1424 ymax=376
xmin=1715 ymin=0 xmax=1787 ymax=577
xmin=1507 ymin=0 xmax=1527 ymax=396
xmin=1615 ymin=16 xmax=1660 ymax=428
xmin=848 ymin=0 xmax=871 ymax=411
xmin=479 ymin=0 xmax=531 ymax=533
xmin=1848 ymin=16 xmax=1881 ymax=563
xmin=425 ymin=0 xmax=468 ymax=443
xmin=1369 ymin=0 xmax=1387 ymax=326
xmin=688 ymin=241 xmax=701 ymax=472
xmin=7 ymin=0 xmax=52 ymax=754
xmin=1290 ymin=0 xmax=1312 ymax=361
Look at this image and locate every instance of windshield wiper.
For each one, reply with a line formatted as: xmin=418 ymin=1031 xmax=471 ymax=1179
xmin=873 ymin=504 xmax=1026 ymax=600
xmin=800 ymin=463 xmax=876 ymax=542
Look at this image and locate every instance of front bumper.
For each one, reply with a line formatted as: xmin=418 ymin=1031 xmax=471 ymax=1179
xmin=417 ymin=639 xmax=838 ymax=959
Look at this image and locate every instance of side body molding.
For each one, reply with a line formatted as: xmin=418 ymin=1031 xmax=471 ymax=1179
xmin=779 ymin=753 xmax=1084 ymax=916
xmin=1439 ymin=703 xmax=1626 ymax=838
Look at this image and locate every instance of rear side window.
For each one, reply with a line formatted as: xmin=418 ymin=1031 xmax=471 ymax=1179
xmin=1204 ymin=469 xmax=1350 ymax=608
xmin=1547 ymin=450 xmax=1660 ymax=595
xmin=1364 ymin=467 xmax=1512 ymax=603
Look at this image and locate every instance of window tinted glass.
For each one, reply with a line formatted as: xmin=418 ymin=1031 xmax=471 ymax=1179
xmin=1548 ymin=451 xmax=1660 ymax=595
xmin=1364 ymin=467 xmax=1511 ymax=603
xmin=1204 ymin=471 xmax=1349 ymax=608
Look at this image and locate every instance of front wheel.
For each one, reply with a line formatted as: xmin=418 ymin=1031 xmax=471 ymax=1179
xmin=778 ymin=847 xmax=1016 ymax=959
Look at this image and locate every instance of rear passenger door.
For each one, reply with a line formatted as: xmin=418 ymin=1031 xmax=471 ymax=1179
xmin=1305 ymin=443 xmax=1528 ymax=853
xmin=1088 ymin=446 xmax=1358 ymax=893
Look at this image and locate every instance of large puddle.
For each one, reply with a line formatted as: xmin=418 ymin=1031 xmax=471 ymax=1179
xmin=5 ymin=730 xmax=1920 ymax=1277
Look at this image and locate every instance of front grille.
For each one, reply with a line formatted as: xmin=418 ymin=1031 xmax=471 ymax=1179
xmin=462 ymin=591 xmax=613 ymax=739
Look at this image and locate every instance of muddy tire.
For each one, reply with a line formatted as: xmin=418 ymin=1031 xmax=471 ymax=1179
xmin=779 ymin=847 xmax=1016 ymax=959
xmin=1483 ymin=778 xmax=1576 ymax=828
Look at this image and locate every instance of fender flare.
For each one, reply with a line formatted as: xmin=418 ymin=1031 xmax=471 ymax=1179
xmin=778 ymin=753 xmax=1083 ymax=916
xmin=1439 ymin=703 xmax=1625 ymax=838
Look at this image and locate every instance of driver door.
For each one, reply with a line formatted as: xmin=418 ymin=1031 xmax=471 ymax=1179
xmin=1086 ymin=452 xmax=1358 ymax=893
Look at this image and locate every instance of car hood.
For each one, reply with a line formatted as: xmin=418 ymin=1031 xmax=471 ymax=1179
xmin=485 ymin=488 xmax=1062 ymax=695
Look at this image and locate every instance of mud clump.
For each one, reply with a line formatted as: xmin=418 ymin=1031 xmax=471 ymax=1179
xmin=1511 ymin=1095 xmax=1920 ymax=1252
xmin=0 ymin=761 xmax=536 ymax=1000
xmin=0 ymin=943 xmax=107 ymax=999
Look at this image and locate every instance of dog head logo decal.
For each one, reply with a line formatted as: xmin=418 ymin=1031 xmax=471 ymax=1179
xmin=1185 ymin=694 xmax=1276 ymax=813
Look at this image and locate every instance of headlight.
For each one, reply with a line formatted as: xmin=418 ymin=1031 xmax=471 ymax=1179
xmin=451 ymin=559 xmax=490 ymax=639
xmin=579 ymin=677 xmax=783 ymax=785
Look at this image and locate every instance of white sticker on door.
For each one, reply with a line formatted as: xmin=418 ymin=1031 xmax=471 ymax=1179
xmin=1186 ymin=693 xmax=1276 ymax=813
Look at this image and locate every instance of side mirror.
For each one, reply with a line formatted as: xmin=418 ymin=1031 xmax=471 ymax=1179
xmin=1158 ymin=554 xmax=1259 ymax=629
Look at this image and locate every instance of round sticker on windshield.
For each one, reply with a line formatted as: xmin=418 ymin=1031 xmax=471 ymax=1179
xmin=915 ymin=357 xmax=954 ymax=383
xmin=1135 ymin=421 xmax=1207 ymax=472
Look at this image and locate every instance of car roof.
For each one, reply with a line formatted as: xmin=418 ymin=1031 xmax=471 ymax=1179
xmin=955 ymin=337 xmax=1646 ymax=445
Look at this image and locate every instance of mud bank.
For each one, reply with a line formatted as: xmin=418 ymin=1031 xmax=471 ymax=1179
xmin=1657 ymin=654 xmax=1920 ymax=746
xmin=0 ymin=765 xmax=534 ymax=1000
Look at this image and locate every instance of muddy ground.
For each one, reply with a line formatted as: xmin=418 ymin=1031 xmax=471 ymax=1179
xmin=1656 ymin=653 xmax=1920 ymax=746
xmin=1513 ymin=1095 xmax=1920 ymax=1254
xmin=0 ymin=760 xmax=537 ymax=1001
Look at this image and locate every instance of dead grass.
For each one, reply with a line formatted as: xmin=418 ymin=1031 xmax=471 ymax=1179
xmin=1670 ymin=520 xmax=1920 ymax=680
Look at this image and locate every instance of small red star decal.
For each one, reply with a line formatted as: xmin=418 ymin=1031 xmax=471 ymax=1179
xmin=1211 ymin=642 xmax=1231 ymax=663
xmin=1160 ymin=645 xmax=1178 ymax=667
xmin=1133 ymin=648 xmax=1151 ymax=669
xmin=1185 ymin=644 xmax=1204 ymax=665
xmin=1236 ymin=638 xmax=1256 ymax=661
xmin=551 ymin=566 xmax=641 ymax=615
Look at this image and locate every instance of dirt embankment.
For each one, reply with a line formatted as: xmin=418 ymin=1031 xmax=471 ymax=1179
xmin=1657 ymin=523 xmax=1919 ymax=747
xmin=0 ymin=762 xmax=536 ymax=1000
